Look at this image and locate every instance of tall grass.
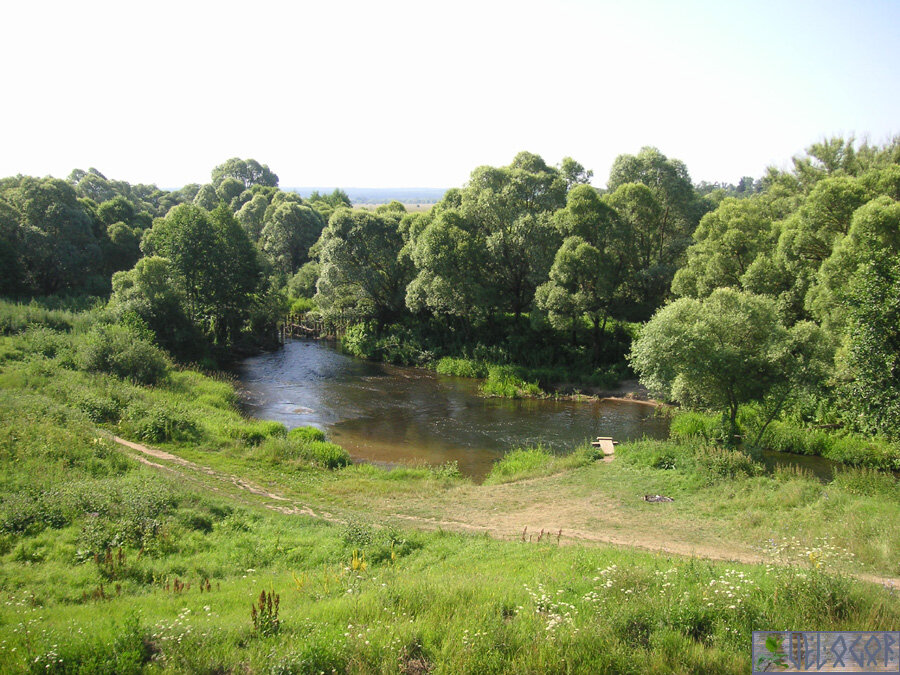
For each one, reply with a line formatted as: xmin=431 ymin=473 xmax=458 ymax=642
xmin=0 ymin=297 xmax=100 ymax=335
xmin=484 ymin=445 xmax=601 ymax=484
xmin=669 ymin=410 xmax=900 ymax=470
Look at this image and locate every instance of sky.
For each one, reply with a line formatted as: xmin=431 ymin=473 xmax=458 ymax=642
xmin=1 ymin=0 xmax=898 ymax=190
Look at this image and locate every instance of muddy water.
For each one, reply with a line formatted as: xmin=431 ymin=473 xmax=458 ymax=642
xmin=235 ymin=340 xmax=670 ymax=480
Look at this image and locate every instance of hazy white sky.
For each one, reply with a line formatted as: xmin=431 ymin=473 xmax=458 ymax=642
xmin=1 ymin=0 xmax=897 ymax=189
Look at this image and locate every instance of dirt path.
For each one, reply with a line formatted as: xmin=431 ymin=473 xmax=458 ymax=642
xmin=108 ymin=435 xmax=329 ymax=520
xmin=108 ymin=435 xmax=899 ymax=588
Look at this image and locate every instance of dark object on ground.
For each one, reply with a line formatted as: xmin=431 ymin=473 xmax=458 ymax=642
xmin=643 ymin=494 xmax=674 ymax=503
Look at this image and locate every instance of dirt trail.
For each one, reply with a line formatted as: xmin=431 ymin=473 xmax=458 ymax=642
xmin=108 ymin=435 xmax=327 ymax=519
xmin=108 ymin=435 xmax=899 ymax=589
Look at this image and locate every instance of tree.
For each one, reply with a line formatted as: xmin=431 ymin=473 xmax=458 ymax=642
xmin=235 ymin=193 xmax=269 ymax=241
xmin=405 ymin=209 xmax=489 ymax=321
xmin=193 ymin=184 xmax=220 ymax=210
xmin=0 ymin=176 xmax=101 ymax=294
xmin=630 ymin=288 xmax=796 ymax=437
xmin=841 ymin=251 xmax=900 ymax=439
xmin=804 ymin=195 xmax=900 ymax=437
xmin=604 ymin=182 xmax=671 ymax=314
xmin=110 ymin=256 xmax=200 ymax=358
xmin=259 ymin=202 xmax=325 ymax=277
xmin=406 ymin=152 xmax=566 ymax=320
xmin=215 ymin=177 xmax=245 ymax=206
xmin=288 ymin=261 xmax=320 ymax=299
xmin=559 ymin=157 xmax=593 ymax=191
xmin=315 ymin=208 xmax=411 ymax=326
xmin=103 ymin=221 xmax=142 ymax=274
xmin=0 ymin=197 xmax=22 ymax=295
xmin=211 ymin=158 xmax=278 ymax=189
xmin=535 ymin=236 xmax=612 ymax=357
xmin=672 ymin=197 xmax=773 ymax=298
xmin=806 ymin=194 xmax=898 ymax=331
xmin=97 ymin=195 xmax=136 ymax=226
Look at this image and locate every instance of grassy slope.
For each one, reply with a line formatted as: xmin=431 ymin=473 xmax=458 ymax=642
xmin=1 ymin=317 xmax=898 ymax=673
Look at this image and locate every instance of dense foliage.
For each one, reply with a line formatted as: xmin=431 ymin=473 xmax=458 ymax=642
xmin=2 ymin=138 xmax=898 ymax=445
xmin=632 ymin=137 xmax=900 ymax=443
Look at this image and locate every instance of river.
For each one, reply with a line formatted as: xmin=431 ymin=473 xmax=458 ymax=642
xmin=234 ymin=339 xmax=670 ymax=480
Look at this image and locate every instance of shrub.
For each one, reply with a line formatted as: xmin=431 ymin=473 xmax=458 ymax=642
xmin=0 ymin=300 xmax=80 ymax=335
xmin=289 ymin=296 xmax=316 ymax=314
xmin=77 ymin=324 xmax=169 ymax=385
xmin=616 ymin=439 xmax=694 ymax=472
xmin=695 ymin=446 xmax=763 ymax=481
xmin=256 ymin=435 xmax=351 ymax=469
xmin=762 ymin=420 xmax=900 ymax=470
xmin=122 ymin=403 xmax=197 ymax=443
xmin=341 ymin=322 xmax=378 ymax=359
xmin=669 ymin=411 xmax=729 ymax=445
xmin=75 ymin=392 xmax=129 ymax=424
xmin=300 ymin=440 xmax=352 ymax=469
xmin=480 ymin=365 xmax=542 ymax=398
xmin=434 ymin=357 xmax=487 ymax=379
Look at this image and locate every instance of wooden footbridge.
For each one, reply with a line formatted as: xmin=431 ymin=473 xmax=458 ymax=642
xmin=591 ymin=436 xmax=618 ymax=456
xmin=280 ymin=313 xmax=348 ymax=342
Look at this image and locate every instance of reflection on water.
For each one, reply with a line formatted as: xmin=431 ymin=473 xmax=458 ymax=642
xmin=235 ymin=340 xmax=670 ymax=480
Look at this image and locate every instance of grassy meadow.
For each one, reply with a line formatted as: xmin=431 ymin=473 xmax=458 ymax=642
xmin=0 ymin=301 xmax=898 ymax=673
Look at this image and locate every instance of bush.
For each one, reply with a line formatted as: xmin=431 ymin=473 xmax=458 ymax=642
xmin=0 ymin=299 xmax=81 ymax=335
xmin=77 ymin=324 xmax=169 ymax=385
xmin=669 ymin=411 xmax=729 ymax=445
xmin=616 ymin=439 xmax=694 ymax=472
xmin=434 ymin=357 xmax=487 ymax=379
xmin=255 ymin=435 xmax=351 ymax=469
xmin=831 ymin=467 xmax=898 ymax=499
xmin=695 ymin=446 xmax=763 ymax=481
xmin=122 ymin=403 xmax=197 ymax=443
xmin=300 ymin=440 xmax=352 ymax=469
xmin=289 ymin=296 xmax=316 ymax=314
xmin=480 ymin=365 xmax=542 ymax=398
xmin=341 ymin=322 xmax=378 ymax=360
xmin=762 ymin=420 xmax=900 ymax=470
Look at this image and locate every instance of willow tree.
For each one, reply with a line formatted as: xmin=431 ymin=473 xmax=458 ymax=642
xmin=630 ymin=288 xmax=829 ymax=439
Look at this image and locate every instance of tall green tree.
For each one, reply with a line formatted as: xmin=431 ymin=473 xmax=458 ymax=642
xmin=0 ymin=176 xmax=101 ymax=294
xmin=315 ymin=208 xmax=411 ymax=326
xmin=211 ymin=158 xmax=279 ymax=189
xmin=535 ymin=236 xmax=612 ymax=356
xmin=407 ymin=152 xmax=567 ymax=321
xmin=672 ymin=197 xmax=774 ymax=298
xmin=259 ymin=202 xmax=325 ymax=277
xmin=630 ymin=288 xmax=801 ymax=437
xmin=140 ymin=203 xmax=264 ymax=348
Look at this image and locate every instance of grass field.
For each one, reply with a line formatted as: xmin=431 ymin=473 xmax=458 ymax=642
xmin=1 ymin=304 xmax=898 ymax=673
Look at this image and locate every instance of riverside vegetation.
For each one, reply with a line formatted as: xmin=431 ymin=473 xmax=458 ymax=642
xmin=1 ymin=141 xmax=899 ymax=672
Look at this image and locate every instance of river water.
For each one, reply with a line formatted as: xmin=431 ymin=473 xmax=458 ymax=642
xmin=234 ymin=339 xmax=670 ymax=479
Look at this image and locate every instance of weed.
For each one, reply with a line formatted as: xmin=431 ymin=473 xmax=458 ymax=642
xmin=250 ymin=589 xmax=280 ymax=637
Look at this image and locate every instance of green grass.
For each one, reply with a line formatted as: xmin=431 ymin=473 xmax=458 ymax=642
xmin=2 ymin=309 xmax=900 ymax=673
xmin=484 ymin=445 xmax=601 ymax=485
